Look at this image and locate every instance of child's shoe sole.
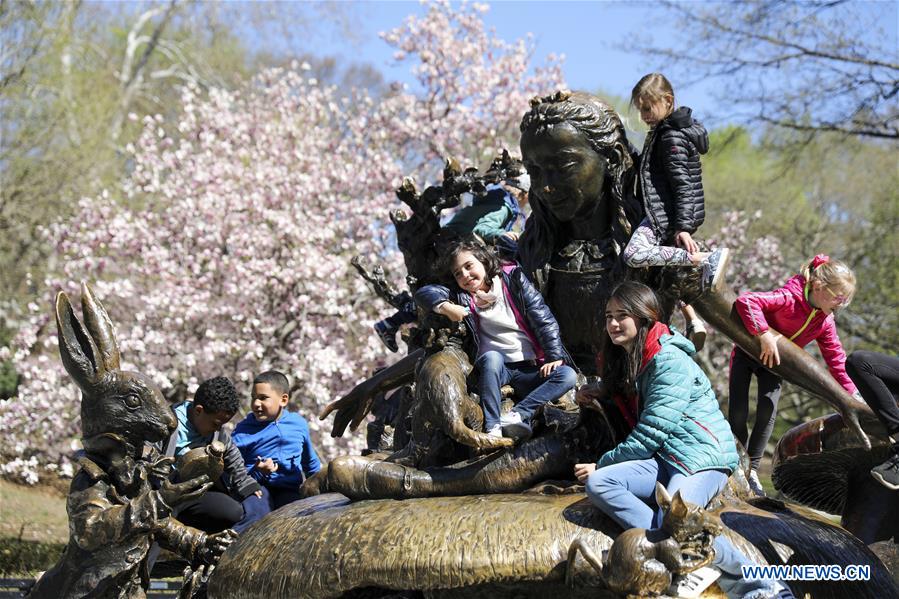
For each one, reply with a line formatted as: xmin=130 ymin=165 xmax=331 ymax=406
xmin=689 ymin=330 xmax=707 ymax=352
xmin=710 ymin=248 xmax=730 ymax=292
xmin=501 ymin=421 xmax=532 ymax=440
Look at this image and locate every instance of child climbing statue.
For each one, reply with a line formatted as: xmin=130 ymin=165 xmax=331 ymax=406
xmin=416 ymin=237 xmax=576 ymax=439
xmin=730 ymin=254 xmax=862 ymax=496
xmin=374 ymin=176 xmax=530 ymax=353
xmin=624 ymin=73 xmax=727 ymax=350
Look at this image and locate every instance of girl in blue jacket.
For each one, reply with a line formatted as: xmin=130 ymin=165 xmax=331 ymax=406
xmin=574 ymin=281 xmax=789 ymax=599
xmin=415 ymin=238 xmax=576 ymax=439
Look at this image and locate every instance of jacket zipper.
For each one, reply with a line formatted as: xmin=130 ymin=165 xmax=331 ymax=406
xmin=790 ymin=281 xmax=819 ymax=341
xmin=789 ymin=308 xmax=817 ymax=341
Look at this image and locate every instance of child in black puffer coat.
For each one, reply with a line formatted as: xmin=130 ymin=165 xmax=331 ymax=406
xmin=623 ymin=73 xmax=729 ymax=350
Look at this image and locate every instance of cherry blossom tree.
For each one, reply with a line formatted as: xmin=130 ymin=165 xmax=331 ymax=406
xmin=0 ymin=2 xmax=564 ymax=482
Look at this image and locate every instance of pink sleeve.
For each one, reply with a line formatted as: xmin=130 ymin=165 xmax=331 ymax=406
xmin=816 ymin=321 xmax=858 ymax=395
xmin=734 ymin=287 xmax=791 ymax=336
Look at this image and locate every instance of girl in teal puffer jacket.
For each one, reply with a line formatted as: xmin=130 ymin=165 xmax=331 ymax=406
xmin=574 ymin=281 xmax=790 ymax=599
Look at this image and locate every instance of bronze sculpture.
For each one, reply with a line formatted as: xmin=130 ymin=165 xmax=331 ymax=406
xmin=316 ymin=91 xmax=873 ymax=501
xmin=568 ymin=483 xmax=724 ymax=597
xmin=206 ymin=91 xmax=894 ymax=598
xmin=29 ymin=284 xmax=235 ymax=599
xmin=772 ymin=413 xmax=898 ymax=580
xmin=37 ymin=90 xmax=892 ymax=597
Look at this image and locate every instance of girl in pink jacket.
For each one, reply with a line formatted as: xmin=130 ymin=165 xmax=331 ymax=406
xmin=729 ymin=254 xmax=860 ymax=496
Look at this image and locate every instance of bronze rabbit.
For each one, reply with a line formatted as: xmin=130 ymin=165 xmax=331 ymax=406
xmin=28 ymin=283 xmax=235 ymax=599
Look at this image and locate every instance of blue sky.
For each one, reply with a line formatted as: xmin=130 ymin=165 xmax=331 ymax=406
xmin=323 ymin=2 xmax=696 ymax=112
xmin=297 ymin=0 xmax=897 ymax=131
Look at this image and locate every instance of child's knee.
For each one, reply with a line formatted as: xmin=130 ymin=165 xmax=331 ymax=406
xmin=846 ymin=350 xmax=873 ymax=376
xmin=554 ymin=364 xmax=577 ymax=389
xmin=584 ymin=468 xmax=618 ymax=505
xmin=475 ymin=351 xmax=504 ymax=372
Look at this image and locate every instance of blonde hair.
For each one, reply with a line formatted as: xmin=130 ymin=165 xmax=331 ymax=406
xmin=801 ymin=256 xmax=856 ymax=305
xmin=630 ymin=73 xmax=675 ymax=115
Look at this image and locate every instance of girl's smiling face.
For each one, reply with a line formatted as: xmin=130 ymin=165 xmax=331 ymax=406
xmin=451 ymin=250 xmax=489 ymax=293
xmin=605 ymin=297 xmax=639 ymax=350
xmin=520 ymin=122 xmax=608 ymax=223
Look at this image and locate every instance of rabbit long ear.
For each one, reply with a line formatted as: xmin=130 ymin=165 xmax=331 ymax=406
xmin=56 ymin=291 xmax=104 ymax=389
xmin=80 ymin=282 xmax=120 ymax=371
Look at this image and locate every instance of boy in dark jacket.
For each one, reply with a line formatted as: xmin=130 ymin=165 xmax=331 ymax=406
xmin=167 ymin=376 xmax=269 ymax=533
xmin=232 ymin=370 xmax=321 ymax=509
xmin=415 ymin=238 xmax=576 ymax=439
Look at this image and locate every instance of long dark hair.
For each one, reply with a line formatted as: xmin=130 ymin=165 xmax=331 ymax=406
xmin=442 ymin=237 xmax=501 ymax=287
xmin=599 ymin=281 xmax=663 ymax=396
xmin=518 ymin=90 xmax=639 ymax=284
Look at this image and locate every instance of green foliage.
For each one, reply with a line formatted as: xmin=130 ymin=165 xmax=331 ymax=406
xmin=698 ymin=124 xmax=897 ymax=455
xmin=702 ymin=126 xmax=811 ymax=249
xmin=0 ymin=361 xmax=17 ymax=401
xmin=0 ymin=535 xmax=65 ymax=577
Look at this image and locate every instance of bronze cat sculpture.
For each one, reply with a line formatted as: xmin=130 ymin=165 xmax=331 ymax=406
xmin=568 ymin=483 xmax=723 ymax=597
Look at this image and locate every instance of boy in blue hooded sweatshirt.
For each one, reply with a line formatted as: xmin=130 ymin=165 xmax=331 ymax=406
xmin=232 ymin=370 xmax=321 ymax=509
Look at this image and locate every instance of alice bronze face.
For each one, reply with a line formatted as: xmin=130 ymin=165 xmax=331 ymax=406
xmin=520 ymin=122 xmax=607 ymax=223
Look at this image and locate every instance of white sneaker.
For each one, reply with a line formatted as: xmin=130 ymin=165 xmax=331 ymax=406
xmin=486 ymin=424 xmax=503 ymax=438
xmin=701 ymin=247 xmax=730 ymax=292
xmin=748 ymin=469 xmax=766 ymax=497
xmin=668 ymin=566 xmax=721 ymax=598
xmin=500 ymin=410 xmax=532 ymax=438
xmin=500 ymin=411 xmax=522 ymax=426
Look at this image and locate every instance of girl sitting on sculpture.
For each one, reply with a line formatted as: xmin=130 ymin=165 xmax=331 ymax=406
xmin=415 ymin=237 xmax=576 ymax=439
xmin=624 ymin=73 xmax=727 ymax=349
xmin=574 ymin=281 xmax=790 ymax=599
xmin=730 ymin=254 xmax=862 ymax=496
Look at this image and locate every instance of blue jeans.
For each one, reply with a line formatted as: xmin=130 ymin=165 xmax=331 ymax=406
xmin=475 ymin=350 xmax=577 ymax=429
xmin=233 ymin=486 xmax=272 ymax=533
xmin=586 ymin=456 xmax=782 ymax=599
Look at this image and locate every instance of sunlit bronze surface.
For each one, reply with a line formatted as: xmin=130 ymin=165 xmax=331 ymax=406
xmin=209 ymin=492 xmax=617 ymax=599
xmin=210 ymin=489 xmax=898 ymax=599
xmin=773 ymin=414 xmax=897 ymax=544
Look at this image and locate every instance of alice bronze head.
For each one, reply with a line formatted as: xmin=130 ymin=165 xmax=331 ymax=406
xmin=517 ymin=90 xmax=637 ymax=278
xmin=520 ymin=90 xmax=633 ymax=222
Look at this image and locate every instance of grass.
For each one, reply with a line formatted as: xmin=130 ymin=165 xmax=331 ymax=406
xmin=0 ymin=535 xmax=65 ymax=577
xmin=0 ymin=478 xmax=68 ymax=576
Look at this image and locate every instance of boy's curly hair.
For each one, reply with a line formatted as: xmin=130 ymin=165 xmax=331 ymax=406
xmin=194 ymin=376 xmax=239 ymax=414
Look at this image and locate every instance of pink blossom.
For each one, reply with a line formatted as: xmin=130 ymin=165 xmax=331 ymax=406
xmin=0 ymin=3 xmax=564 ymax=482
